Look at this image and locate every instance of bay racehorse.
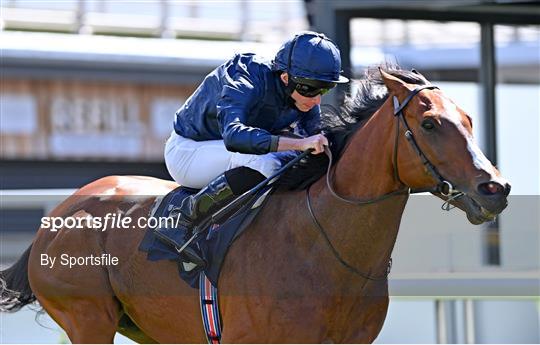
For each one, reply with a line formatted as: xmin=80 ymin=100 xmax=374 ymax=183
xmin=1 ymin=67 xmax=510 ymax=343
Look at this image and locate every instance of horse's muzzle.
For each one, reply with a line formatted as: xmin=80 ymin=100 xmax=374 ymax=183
xmin=463 ymin=179 xmax=511 ymax=224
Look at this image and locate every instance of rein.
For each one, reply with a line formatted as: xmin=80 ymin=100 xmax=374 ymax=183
xmin=306 ymin=85 xmax=464 ymax=281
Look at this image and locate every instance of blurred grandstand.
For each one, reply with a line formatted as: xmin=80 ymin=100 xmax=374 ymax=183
xmin=0 ymin=0 xmax=539 ymax=343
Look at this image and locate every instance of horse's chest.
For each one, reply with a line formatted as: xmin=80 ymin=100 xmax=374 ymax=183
xmin=220 ymin=295 xmax=379 ymax=343
xmin=314 ymin=296 xmax=388 ymax=343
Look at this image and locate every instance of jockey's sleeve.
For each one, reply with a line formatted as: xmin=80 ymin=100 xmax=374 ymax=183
xmin=217 ymin=74 xmax=279 ymax=155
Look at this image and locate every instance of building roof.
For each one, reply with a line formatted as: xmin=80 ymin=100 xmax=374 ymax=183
xmin=1 ymin=31 xmax=280 ymax=84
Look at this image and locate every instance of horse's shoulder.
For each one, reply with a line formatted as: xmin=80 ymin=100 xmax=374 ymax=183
xmin=75 ymin=175 xmax=178 ymax=197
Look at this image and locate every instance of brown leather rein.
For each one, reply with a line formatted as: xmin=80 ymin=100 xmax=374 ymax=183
xmin=306 ymin=85 xmax=465 ymax=281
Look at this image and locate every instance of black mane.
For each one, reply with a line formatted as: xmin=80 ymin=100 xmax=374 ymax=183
xmin=277 ymin=63 xmax=429 ymax=190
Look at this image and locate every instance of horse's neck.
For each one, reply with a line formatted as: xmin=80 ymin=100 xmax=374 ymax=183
xmin=309 ymin=100 xmax=409 ymax=277
xmin=334 ymin=101 xmax=402 ymax=198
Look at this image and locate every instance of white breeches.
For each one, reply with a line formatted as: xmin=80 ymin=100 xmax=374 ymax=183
xmin=164 ymin=132 xmax=283 ymax=189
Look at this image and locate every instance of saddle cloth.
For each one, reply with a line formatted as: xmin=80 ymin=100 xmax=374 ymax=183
xmin=138 ymin=184 xmax=273 ymax=288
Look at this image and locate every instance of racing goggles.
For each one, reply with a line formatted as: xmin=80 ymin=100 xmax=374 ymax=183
xmin=291 ymin=77 xmax=336 ymax=98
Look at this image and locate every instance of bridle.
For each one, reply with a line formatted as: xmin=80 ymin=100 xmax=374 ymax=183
xmin=392 ymin=85 xmax=462 ymax=198
xmin=306 ymin=85 xmax=465 ymax=281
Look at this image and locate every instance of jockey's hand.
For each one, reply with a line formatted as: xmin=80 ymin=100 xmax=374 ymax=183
xmin=298 ymin=134 xmax=328 ymax=154
xmin=276 ymin=133 xmax=329 ymax=154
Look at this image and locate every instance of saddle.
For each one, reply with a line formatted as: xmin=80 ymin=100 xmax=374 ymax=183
xmin=139 ymin=147 xmax=315 ymax=289
xmin=138 ymin=183 xmax=273 ymax=288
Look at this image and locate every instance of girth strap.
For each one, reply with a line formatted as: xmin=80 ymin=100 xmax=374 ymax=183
xmin=199 ymin=273 xmax=222 ymax=344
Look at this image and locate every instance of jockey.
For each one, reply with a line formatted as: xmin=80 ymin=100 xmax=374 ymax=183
xmin=164 ymin=31 xmax=349 ymax=263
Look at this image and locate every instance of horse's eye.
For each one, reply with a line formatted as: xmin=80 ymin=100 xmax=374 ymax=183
xmin=421 ymin=120 xmax=435 ymax=131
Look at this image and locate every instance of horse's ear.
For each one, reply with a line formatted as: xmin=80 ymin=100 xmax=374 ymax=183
xmin=379 ymin=68 xmax=409 ymax=96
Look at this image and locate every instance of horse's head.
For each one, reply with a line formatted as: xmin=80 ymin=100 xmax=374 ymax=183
xmin=380 ymin=69 xmax=511 ymax=224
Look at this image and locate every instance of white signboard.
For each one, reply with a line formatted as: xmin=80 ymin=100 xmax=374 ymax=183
xmin=50 ymin=133 xmax=141 ymax=158
xmin=150 ymin=98 xmax=183 ymax=137
xmin=49 ymin=95 xmax=143 ymax=157
xmin=0 ymin=93 xmax=37 ymax=134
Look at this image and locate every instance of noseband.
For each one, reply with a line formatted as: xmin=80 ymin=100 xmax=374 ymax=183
xmin=306 ymin=85 xmax=464 ymax=280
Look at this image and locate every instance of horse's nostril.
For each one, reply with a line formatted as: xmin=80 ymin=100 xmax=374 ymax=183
xmin=478 ymin=181 xmax=505 ymax=196
xmin=504 ymin=183 xmax=511 ymax=197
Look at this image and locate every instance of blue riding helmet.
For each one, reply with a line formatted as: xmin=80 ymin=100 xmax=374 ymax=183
xmin=273 ymin=31 xmax=349 ymax=86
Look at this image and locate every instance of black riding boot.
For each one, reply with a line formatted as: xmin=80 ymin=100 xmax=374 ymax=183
xmin=171 ymin=173 xmax=235 ymax=265
xmin=163 ymin=167 xmax=266 ymax=268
